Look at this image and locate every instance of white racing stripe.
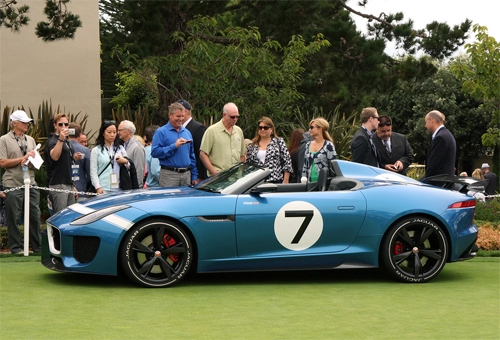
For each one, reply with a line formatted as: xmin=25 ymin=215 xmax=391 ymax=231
xmin=69 ymin=203 xmax=134 ymax=230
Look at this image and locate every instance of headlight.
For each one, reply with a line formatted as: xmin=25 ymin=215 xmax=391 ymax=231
xmin=70 ymin=205 xmax=131 ymax=225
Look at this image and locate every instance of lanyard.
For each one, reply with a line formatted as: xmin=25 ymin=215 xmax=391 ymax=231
xmin=12 ymin=132 xmax=27 ymax=156
xmin=105 ymin=145 xmax=117 ymax=166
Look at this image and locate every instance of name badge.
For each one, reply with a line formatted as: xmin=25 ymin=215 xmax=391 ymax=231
xmin=71 ymin=164 xmax=80 ymax=181
xmin=110 ymin=173 xmax=119 ymax=189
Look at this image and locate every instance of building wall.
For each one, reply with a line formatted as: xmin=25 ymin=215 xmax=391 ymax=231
xmin=0 ymin=0 xmax=101 ymax=139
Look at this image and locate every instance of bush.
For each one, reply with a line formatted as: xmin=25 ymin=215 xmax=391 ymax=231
xmin=475 ymin=198 xmax=500 ymax=224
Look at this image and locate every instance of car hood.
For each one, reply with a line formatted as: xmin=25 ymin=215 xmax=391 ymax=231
xmin=79 ymin=186 xmax=216 ymax=209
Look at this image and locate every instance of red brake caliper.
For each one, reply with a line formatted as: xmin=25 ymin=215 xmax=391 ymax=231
xmin=163 ymin=234 xmax=179 ymax=262
xmin=393 ymin=241 xmax=404 ymax=255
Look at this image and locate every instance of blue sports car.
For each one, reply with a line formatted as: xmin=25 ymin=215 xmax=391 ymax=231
xmin=42 ymin=160 xmax=478 ymax=287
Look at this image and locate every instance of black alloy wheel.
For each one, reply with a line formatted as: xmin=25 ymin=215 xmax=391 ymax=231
xmin=380 ymin=216 xmax=448 ymax=283
xmin=121 ymin=220 xmax=193 ymax=287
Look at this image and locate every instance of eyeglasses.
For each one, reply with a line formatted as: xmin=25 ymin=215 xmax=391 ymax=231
xmin=228 ymin=115 xmax=240 ymax=119
xmin=379 ymin=121 xmax=392 ymax=126
xmin=57 ymin=122 xmax=69 ymax=127
xmin=258 ymin=126 xmax=270 ymax=130
xmin=309 ymin=126 xmax=320 ymax=130
xmin=372 ymin=116 xmax=379 ymax=120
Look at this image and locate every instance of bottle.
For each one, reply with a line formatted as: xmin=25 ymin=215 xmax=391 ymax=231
xmin=22 ymin=164 xmax=29 ymax=181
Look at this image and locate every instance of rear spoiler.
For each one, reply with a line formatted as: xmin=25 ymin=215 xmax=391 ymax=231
xmin=420 ymin=175 xmax=489 ymax=194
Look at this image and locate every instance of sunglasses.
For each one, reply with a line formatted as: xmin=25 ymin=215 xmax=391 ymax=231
xmin=372 ymin=116 xmax=379 ymax=120
xmin=309 ymin=126 xmax=320 ymax=130
xmin=104 ymin=120 xmax=116 ymax=125
xmin=57 ymin=122 xmax=69 ymax=127
xmin=379 ymin=122 xmax=392 ymax=126
xmin=258 ymin=126 xmax=271 ymax=130
xmin=228 ymin=115 xmax=240 ymax=119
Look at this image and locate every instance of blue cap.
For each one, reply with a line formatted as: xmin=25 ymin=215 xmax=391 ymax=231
xmin=176 ymin=100 xmax=192 ymax=110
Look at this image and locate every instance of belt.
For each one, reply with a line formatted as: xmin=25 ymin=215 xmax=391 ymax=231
xmin=161 ymin=165 xmax=191 ymax=173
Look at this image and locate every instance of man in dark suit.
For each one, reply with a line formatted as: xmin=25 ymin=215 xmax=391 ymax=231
xmin=424 ymin=110 xmax=456 ymax=178
xmin=351 ymin=107 xmax=380 ymax=167
xmin=373 ymin=115 xmax=414 ymax=175
xmin=178 ymin=100 xmax=208 ymax=180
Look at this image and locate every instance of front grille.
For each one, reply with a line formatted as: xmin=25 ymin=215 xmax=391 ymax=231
xmin=73 ymin=236 xmax=100 ymax=263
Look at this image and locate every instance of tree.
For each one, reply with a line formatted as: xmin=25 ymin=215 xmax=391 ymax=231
xmin=450 ymin=25 xmax=500 ymax=150
xmin=374 ymin=63 xmax=490 ymax=173
xmin=100 ymin=0 xmax=473 ymax=117
xmin=1 ymin=0 xmax=81 ymax=41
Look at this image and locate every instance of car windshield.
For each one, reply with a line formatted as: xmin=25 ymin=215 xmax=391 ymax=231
xmin=196 ymin=163 xmax=267 ymax=194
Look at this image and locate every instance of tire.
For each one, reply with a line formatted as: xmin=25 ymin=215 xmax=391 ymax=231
xmin=380 ymin=216 xmax=448 ymax=283
xmin=120 ymin=219 xmax=193 ymax=288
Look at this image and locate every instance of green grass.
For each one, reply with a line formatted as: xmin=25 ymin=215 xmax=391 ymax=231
xmin=0 ymin=257 xmax=499 ymax=339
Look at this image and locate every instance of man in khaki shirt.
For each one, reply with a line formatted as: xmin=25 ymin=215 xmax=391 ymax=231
xmin=0 ymin=110 xmax=42 ymax=254
xmin=200 ymin=102 xmax=246 ymax=176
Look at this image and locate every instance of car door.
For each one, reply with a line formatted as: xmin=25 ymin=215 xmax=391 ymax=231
xmin=235 ymin=190 xmax=367 ymax=258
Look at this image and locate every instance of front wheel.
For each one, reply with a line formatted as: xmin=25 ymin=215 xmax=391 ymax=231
xmin=120 ymin=219 xmax=193 ymax=287
xmin=380 ymin=216 xmax=448 ymax=283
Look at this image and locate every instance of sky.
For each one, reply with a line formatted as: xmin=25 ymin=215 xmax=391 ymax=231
xmin=350 ymin=0 xmax=499 ymax=57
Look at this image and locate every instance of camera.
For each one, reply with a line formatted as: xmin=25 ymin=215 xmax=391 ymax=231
xmin=68 ymin=128 xmax=76 ymax=136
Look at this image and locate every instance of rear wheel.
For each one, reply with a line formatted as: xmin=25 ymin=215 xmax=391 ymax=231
xmin=121 ymin=219 xmax=192 ymax=287
xmin=380 ymin=216 xmax=448 ymax=283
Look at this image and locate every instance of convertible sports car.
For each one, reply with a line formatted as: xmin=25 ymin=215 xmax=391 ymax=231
xmin=42 ymin=160 xmax=478 ymax=287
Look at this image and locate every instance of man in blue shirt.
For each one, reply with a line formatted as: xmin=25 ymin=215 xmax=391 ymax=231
xmin=69 ymin=123 xmax=91 ymax=201
xmin=151 ymin=102 xmax=198 ymax=187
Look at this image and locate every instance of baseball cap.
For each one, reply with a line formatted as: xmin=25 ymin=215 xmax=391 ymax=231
xmin=481 ymin=163 xmax=490 ymax=169
xmin=10 ymin=110 xmax=34 ymax=123
xmin=176 ymin=99 xmax=192 ymax=110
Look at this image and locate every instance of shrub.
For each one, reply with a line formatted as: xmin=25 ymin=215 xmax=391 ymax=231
xmin=475 ymin=198 xmax=500 ymax=224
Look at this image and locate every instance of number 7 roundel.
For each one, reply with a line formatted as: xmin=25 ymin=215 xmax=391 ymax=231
xmin=274 ymin=201 xmax=323 ymax=251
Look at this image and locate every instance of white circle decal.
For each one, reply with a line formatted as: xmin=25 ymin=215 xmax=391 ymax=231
xmin=274 ymin=201 xmax=323 ymax=251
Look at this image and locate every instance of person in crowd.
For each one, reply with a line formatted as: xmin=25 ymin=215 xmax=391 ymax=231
xmin=143 ymin=125 xmax=161 ymax=188
xmin=68 ymin=122 xmax=91 ymax=202
xmin=302 ymin=117 xmax=337 ymax=182
xmin=351 ymin=107 xmax=380 ymax=167
xmin=247 ymin=117 xmax=293 ymax=183
xmin=459 ymin=172 xmax=468 ymax=177
xmin=46 ymin=113 xmax=84 ymax=214
xmin=90 ymin=120 xmax=130 ymax=194
xmin=151 ymin=102 xmax=198 ymax=187
xmin=78 ymin=133 xmax=88 ymax=147
xmin=372 ymin=115 xmax=414 ymax=175
xmin=0 ymin=110 xmax=42 ymax=254
xmin=179 ymin=99 xmax=208 ymax=181
xmin=288 ymin=128 xmax=305 ymax=183
xmin=471 ymin=168 xmax=484 ymax=180
xmin=424 ymin=110 xmax=456 ymax=178
xmin=481 ymin=163 xmax=497 ymax=195
xmin=117 ymin=120 xmax=145 ymax=187
xmin=200 ymin=102 xmax=246 ymax=176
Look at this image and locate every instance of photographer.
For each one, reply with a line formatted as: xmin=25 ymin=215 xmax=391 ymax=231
xmin=46 ymin=114 xmax=85 ymax=214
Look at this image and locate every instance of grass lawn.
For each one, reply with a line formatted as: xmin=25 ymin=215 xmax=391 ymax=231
xmin=0 ymin=256 xmax=499 ymax=339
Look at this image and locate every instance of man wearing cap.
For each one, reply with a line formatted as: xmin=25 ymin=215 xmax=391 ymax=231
xmin=424 ymin=110 xmax=456 ymax=178
xmin=179 ymin=99 xmax=208 ymax=180
xmin=0 ymin=110 xmax=42 ymax=254
xmin=200 ymin=102 xmax=246 ymax=176
xmin=151 ymin=102 xmax=198 ymax=187
xmin=372 ymin=115 xmax=414 ymax=176
xmin=481 ymin=163 xmax=497 ymax=196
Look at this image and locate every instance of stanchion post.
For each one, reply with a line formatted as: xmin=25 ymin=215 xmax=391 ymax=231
xmin=23 ymin=166 xmax=30 ymax=256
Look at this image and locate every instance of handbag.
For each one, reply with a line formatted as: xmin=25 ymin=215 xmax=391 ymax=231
xmin=87 ymin=160 xmax=112 ymax=193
